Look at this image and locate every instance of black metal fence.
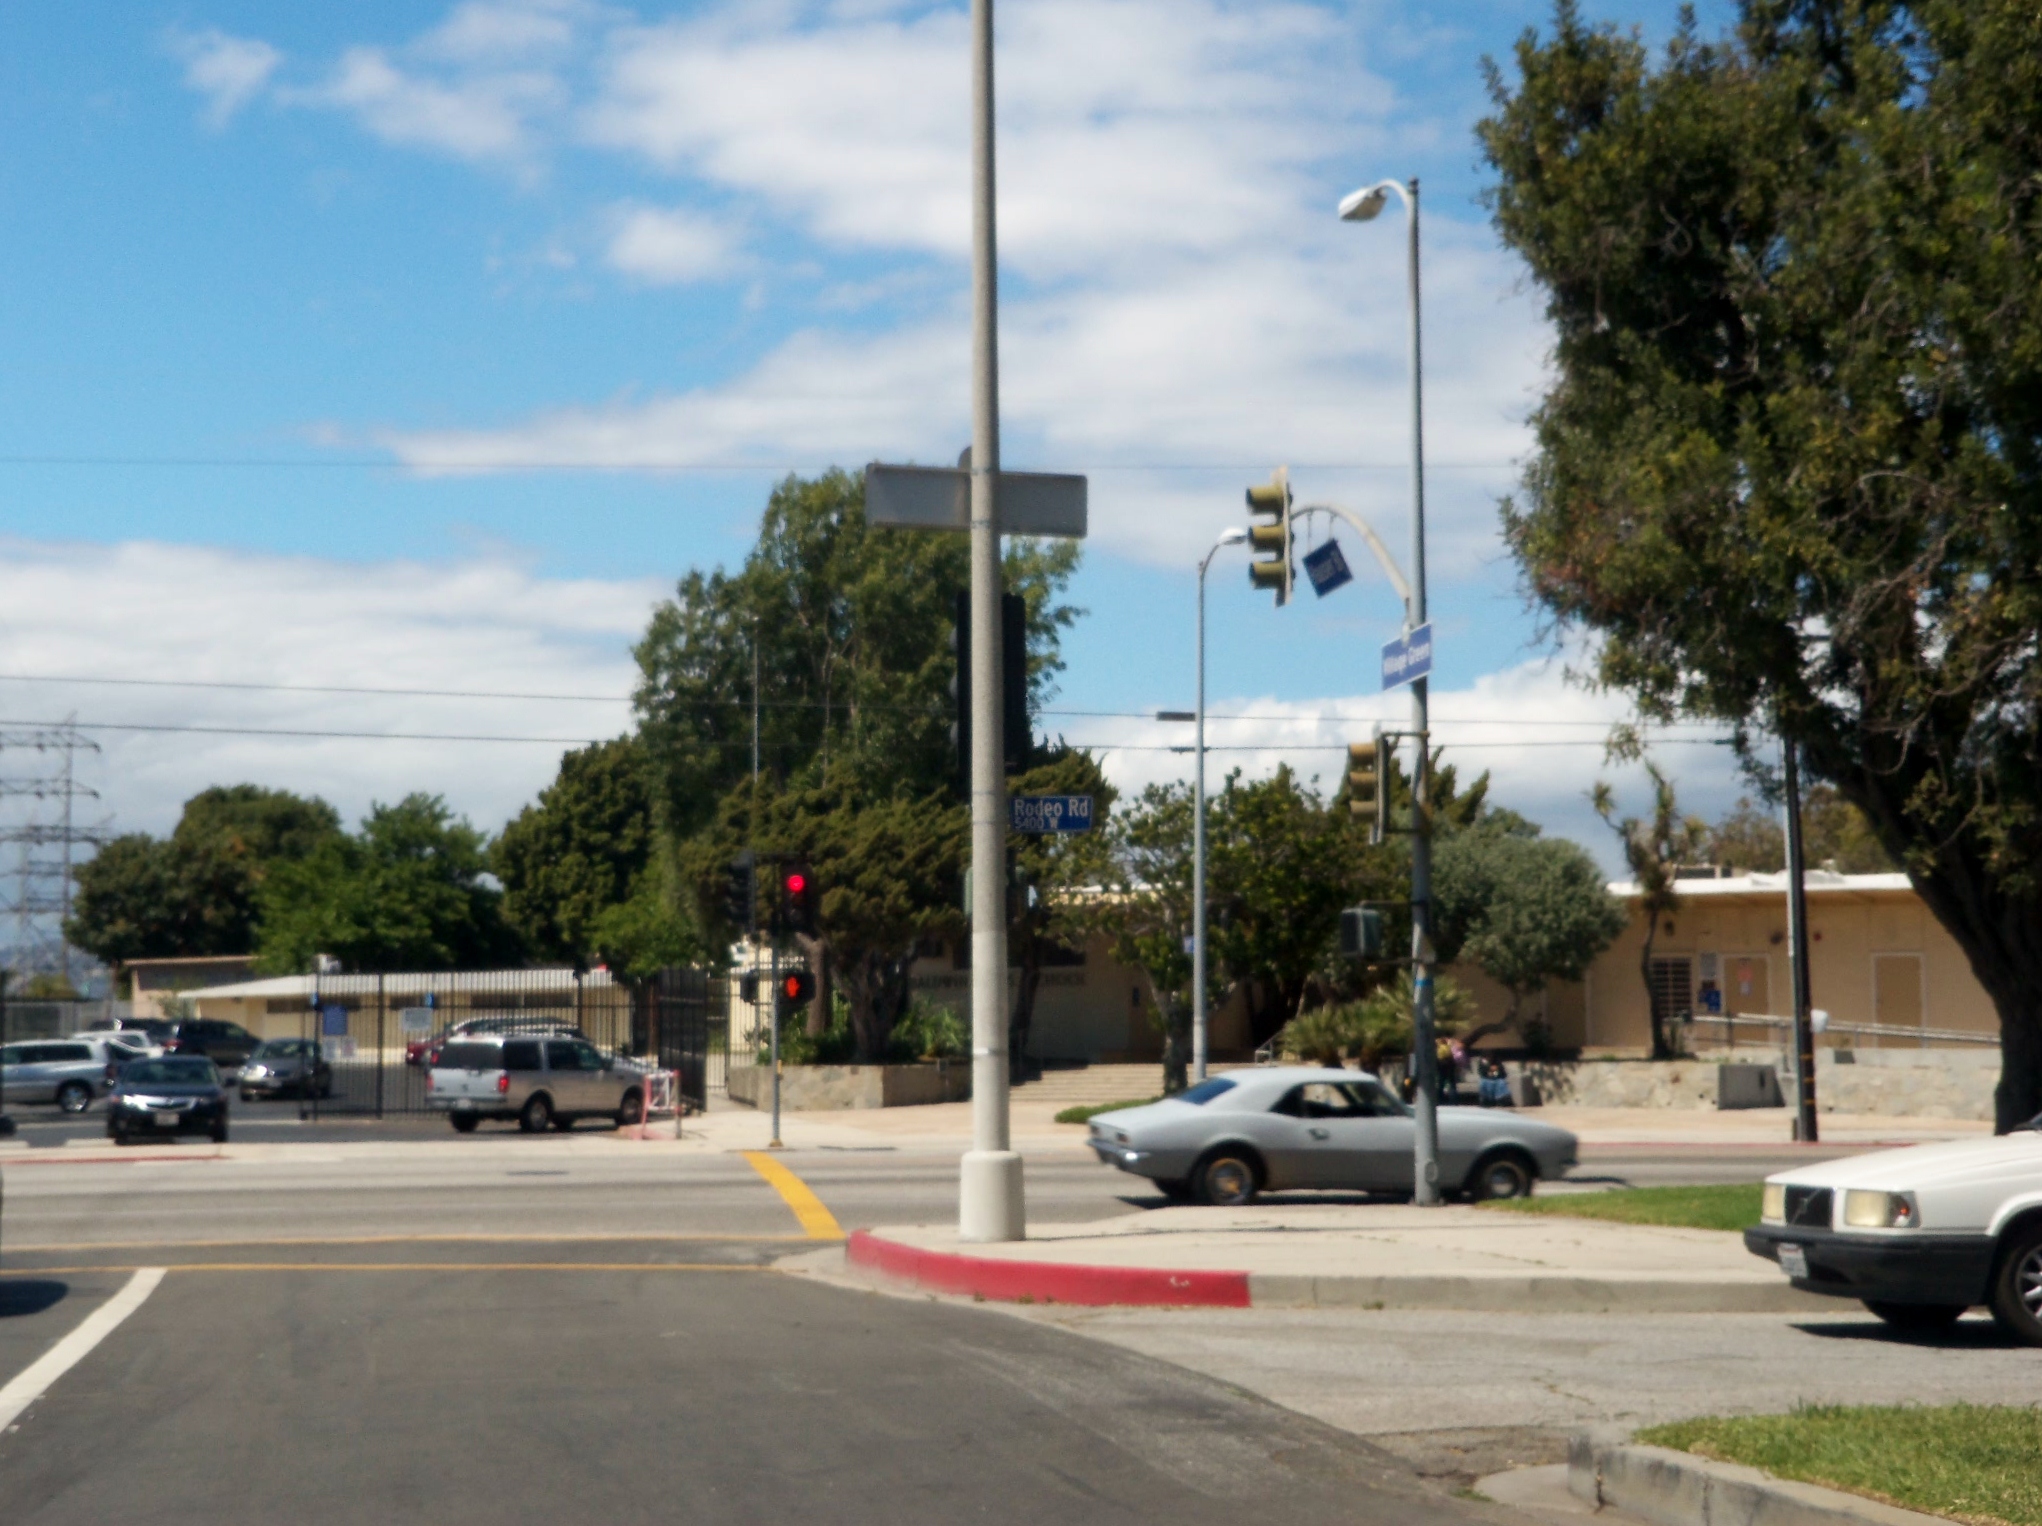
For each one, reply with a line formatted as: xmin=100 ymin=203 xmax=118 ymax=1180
xmin=252 ymin=967 xmax=725 ymax=1119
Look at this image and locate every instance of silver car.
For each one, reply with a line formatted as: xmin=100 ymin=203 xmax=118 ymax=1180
xmin=0 ymin=1035 xmax=156 ymax=1114
xmin=1086 ymin=1066 xmax=1579 ymax=1206
xmin=427 ymin=1032 xmax=646 ymax=1134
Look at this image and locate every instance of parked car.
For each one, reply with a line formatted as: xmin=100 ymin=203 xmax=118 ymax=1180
xmin=84 ymin=1015 xmax=176 ymax=1045
xmin=238 ymin=1039 xmax=334 ymax=1102
xmin=427 ymin=1033 xmax=645 ymax=1134
xmin=0 ymin=1036 xmax=154 ymax=1113
xmin=412 ymin=1015 xmax=584 ymax=1068
xmin=1084 ymin=1066 xmax=1580 ymax=1206
xmin=1745 ymin=1119 xmax=2042 ymax=1343
xmin=165 ymin=1018 xmax=261 ymax=1071
xmin=105 ymin=1056 xmax=229 ymax=1144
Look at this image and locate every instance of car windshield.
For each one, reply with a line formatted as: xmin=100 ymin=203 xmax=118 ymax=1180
xmin=1174 ymin=1077 xmax=1236 ymax=1105
xmin=253 ymin=1040 xmax=314 ymax=1059
xmin=123 ymin=1058 xmax=219 ymax=1086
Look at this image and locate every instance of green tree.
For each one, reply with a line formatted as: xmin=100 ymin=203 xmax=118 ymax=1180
xmin=633 ymin=469 xmax=1082 ymax=841
xmin=256 ymin=795 xmax=520 ymax=973
xmin=495 ymin=738 xmax=662 ymax=966
xmin=1707 ymin=788 xmax=1897 ymax=874
xmin=1005 ymin=747 xmax=1117 ymax=1071
xmin=1082 ymin=781 xmax=1198 ymax=1094
xmin=1433 ymin=823 xmax=1627 ymax=1048
xmin=685 ymin=770 xmax=965 ymax=1061
xmin=66 ymin=786 xmax=341 ymax=966
xmin=1482 ymin=0 xmax=2042 ymax=1125
xmin=1592 ymin=764 xmax=1707 ymax=1058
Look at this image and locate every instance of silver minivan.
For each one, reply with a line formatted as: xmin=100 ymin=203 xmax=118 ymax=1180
xmin=1 ymin=1035 xmax=152 ymax=1113
xmin=427 ymin=1033 xmax=645 ymax=1134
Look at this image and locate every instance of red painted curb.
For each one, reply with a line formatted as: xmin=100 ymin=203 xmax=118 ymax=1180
xmin=847 ymin=1229 xmax=1250 ymax=1308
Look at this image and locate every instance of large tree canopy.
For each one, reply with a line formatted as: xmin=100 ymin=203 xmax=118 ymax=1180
xmin=495 ymin=737 xmax=660 ymax=966
xmin=1482 ymin=0 xmax=2042 ymax=1124
xmin=66 ymin=785 xmax=341 ymax=966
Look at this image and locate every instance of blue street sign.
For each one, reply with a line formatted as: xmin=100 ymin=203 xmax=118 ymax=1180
xmin=321 ymin=1003 xmax=349 ymax=1037
xmin=1381 ymin=622 xmax=1434 ymax=690
xmin=1303 ymin=539 xmax=1353 ymax=598
xmin=1010 ymin=794 xmax=1094 ymax=834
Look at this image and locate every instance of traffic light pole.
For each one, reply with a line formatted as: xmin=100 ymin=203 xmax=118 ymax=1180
xmin=960 ymin=0 xmax=1023 ymax=1243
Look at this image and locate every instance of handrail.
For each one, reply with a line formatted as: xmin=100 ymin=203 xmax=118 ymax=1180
xmin=1694 ymin=1011 xmax=1997 ymax=1047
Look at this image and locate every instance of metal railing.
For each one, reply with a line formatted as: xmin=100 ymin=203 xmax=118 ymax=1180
xmin=1692 ymin=1011 xmax=1996 ymax=1049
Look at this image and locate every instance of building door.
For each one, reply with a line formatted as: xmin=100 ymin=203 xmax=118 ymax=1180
xmin=1725 ymin=954 xmax=1771 ymax=1044
xmin=1872 ymin=953 xmax=1925 ymax=1047
xmin=1649 ymin=957 xmax=1693 ymax=1044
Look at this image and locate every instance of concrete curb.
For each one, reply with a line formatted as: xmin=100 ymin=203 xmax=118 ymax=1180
xmin=1569 ymin=1427 xmax=1954 ymax=1526
xmin=846 ymin=1230 xmax=1831 ymax=1313
xmin=844 ymin=1230 xmax=1250 ymax=1307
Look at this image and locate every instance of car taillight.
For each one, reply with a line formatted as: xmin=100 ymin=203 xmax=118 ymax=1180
xmin=496 ymin=1073 xmax=510 ymax=1094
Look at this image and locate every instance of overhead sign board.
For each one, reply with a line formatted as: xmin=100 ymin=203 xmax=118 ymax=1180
xmin=1303 ymin=539 xmax=1353 ymax=598
xmin=1010 ymin=794 xmax=1093 ymax=834
xmin=865 ymin=463 xmax=1088 ymax=538
xmin=1381 ymin=622 xmax=1433 ymax=690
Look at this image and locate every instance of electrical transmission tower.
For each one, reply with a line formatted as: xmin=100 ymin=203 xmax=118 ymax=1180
xmin=0 ymin=720 xmax=110 ymax=985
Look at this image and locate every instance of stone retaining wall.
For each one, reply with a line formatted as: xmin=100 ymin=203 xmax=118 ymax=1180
xmin=726 ymin=1061 xmax=971 ymax=1111
xmin=1515 ymin=1046 xmax=1998 ymax=1121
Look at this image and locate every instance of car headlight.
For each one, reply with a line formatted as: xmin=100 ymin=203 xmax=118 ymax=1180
xmin=1843 ymin=1189 xmax=1920 ymax=1229
xmin=1761 ymin=1183 xmax=1785 ymax=1223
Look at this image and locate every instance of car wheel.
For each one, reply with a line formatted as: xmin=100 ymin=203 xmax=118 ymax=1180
xmin=1468 ymin=1151 xmax=1535 ymax=1201
xmin=520 ymin=1093 xmax=553 ymax=1133
xmin=616 ymin=1089 xmax=644 ymax=1128
xmin=1193 ymin=1148 xmax=1260 ymax=1207
xmin=1863 ymin=1300 xmax=1969 ymax=1330
xmin=56 ymin=1081 xmax=91 ymax=1114
xmin=450 ymin=1113 xmax=480 ymax=1134
xmin=1988 ymin=1221 xmax=2042 ymax=1345
xmin=211 ymin=1120 xmax=228 ymax=1144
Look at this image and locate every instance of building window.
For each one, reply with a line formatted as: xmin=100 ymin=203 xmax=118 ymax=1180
xmin=1649 ymin=957 xmax=1693 ymax=1031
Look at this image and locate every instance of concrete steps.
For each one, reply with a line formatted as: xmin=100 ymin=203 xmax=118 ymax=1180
xmin=1011 ymin=1064 xmax=1162 ymax=1105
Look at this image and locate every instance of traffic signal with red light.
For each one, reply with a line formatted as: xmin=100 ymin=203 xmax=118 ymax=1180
xmin=775 ymin=862 xmax=817 ymax=937
xmin=777 ymin=970 xmax=815 ymax=1012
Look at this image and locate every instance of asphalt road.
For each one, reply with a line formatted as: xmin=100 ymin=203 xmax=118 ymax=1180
xmin=0 ymin=1143 xmax=1512 ymax=1526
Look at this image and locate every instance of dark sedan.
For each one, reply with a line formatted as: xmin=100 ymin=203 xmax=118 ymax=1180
xmin=238 ymin=1039 xmax=333 ymax=1102
xmin=106 ymin=1057 xmax=229 ymax=1144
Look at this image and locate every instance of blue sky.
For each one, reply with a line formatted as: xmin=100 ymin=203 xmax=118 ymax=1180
xmin=0 ymin=0 xmax=1749 ymax=863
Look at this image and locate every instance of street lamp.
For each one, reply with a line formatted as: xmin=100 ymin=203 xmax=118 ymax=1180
xmin=1193 ymin=526 xmax=1250 ymax=1084
xmin=1340 ymin=175 xmax=1443 ymax=1205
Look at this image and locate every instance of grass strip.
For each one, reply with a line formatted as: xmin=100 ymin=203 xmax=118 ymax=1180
xmin=1479 ymin=1182 xmax=1763 ymax=1232
xmin=1639 ymin=1403 xmax=2042 ymax=1526
xmin=1055 ymin=1098 xmax=1160 ymax=1125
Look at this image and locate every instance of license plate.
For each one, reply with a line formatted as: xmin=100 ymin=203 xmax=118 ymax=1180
xmin=154 ymin=1113 xmax=180 ymax=1128
xmin=454 ymin=1100 xmax=476 ymax=1112
xmin=1777 ymin=1243 xmax=1809 ymax=1279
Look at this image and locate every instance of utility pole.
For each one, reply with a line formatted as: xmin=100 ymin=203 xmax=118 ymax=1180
xmin=1783 ymin=741 xmax=1819 ymax=1141
xmin=958 ymin=0 xmax=1023 ymax=1243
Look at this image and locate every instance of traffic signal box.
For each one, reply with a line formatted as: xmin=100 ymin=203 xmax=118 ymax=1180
xmin=1246 ymin=467 xmax=1293 ymax=606
xmin=1348 ymin=733 xmax=1388 ymax=845
xmin=722 ymin=853 xmax=756 ymax=934
xmin=1338 ymin=907 xmax=1385 ymax=960
xmin=777 ymin=970 xmax=816 ymax=1013
xmin=777 ymin=863 xmax=817 ymax=938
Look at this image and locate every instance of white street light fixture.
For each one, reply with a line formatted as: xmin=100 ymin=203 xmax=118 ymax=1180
xmin=1338 ymin=182 xmax=1395 ymax=222
xmin=1192 ymin=526 xmax=1249 ymax=1084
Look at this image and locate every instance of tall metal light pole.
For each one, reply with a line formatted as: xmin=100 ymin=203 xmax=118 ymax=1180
xmin=1193 ymin=528 xmax=1249 ymax=1085
xmin=1782 ymin=741 xmax=1819 ymax=1142
xmin=1340 ymin=176 xmax=1441 ymax=1205
xmin=958 ymin=0 xmax=1022 ymax=1242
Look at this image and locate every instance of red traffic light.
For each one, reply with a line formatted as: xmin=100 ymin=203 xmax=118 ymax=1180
xmin=785 ymin=871 xmax=807 ymax=895
xmin=778 ymin=970 xmax=816 ymax=1005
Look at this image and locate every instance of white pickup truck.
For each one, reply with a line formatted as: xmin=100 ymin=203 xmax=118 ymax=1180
xmin=1745 ymin=1118 xmax=2042 ymax=1341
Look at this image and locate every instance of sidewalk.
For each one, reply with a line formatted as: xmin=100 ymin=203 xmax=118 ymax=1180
xmin=842 ymin=1201 xmax=1831 ymax=1313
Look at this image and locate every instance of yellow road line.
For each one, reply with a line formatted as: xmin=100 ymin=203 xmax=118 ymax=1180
xmin=10 ymin=1232 xmax=814 ymax=1254
xmin=743 ymin=1152 xmax=844 ymax=1240
xmin=1 ymin=1262 xmax=772 ymax=1275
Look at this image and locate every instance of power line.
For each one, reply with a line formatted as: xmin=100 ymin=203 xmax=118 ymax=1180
xmin=0 ymin=717 xmax=602 ymax=745
xmin=0 ymin=454 xmax=1519 ymax=473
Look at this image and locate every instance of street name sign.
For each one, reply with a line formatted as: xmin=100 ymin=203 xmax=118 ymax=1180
xmin=865 ymin=462 xmax=1088 ymax=538
xmin=1010 ymin=794 xmax=1093 ymax=834
xmin=1303 ymin=539 xmax=1353 ymax=598
xmin=1381 ymin=622 xmax=1433 ymax=690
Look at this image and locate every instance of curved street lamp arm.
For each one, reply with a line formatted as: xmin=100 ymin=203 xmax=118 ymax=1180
xmin=1294 ymin=502 xmax=1414 ymax=624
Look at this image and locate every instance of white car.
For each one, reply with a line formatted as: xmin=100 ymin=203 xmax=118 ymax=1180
xmin=1745 ymin=1118 xmax=2042 ymax=1342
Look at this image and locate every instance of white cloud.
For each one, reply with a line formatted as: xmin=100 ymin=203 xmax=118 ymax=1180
xmin=1066 ymin=658 xmax=1745 ymax=870
xmin=419 ymin=0 xmax=591 ymax=64
xmin=171 ymin=28 xmax=282 ymax=127
xmin=0 ymin=539 xmax=658 ymax=841
xmin=297 ymin=46 xmax=563 ymax=163
xmin=605 ymin=202 xmax=742 ymax=284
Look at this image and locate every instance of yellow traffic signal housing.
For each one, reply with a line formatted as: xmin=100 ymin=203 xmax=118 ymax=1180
xmin=1245 ymin=467 xmax=1292 ymax=606
xmin=1349 ymin=732 xmax=1388 ymax=845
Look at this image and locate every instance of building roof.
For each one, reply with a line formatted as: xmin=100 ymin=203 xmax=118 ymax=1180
xmin=182 ymin=967 xmax=621 ymax=1000
xmin=1608 ymin=870 xmax=1912 ymax=901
